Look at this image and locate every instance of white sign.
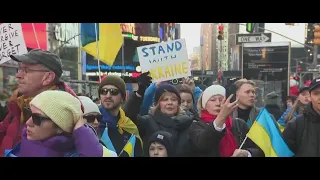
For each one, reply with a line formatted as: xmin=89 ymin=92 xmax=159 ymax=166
xmin=238 ymin=34 xmax=270 ymax=43
xmin=137 ymin=39 xmax=190 ymax=82
xmin=0 ymin=23 xmax=28 ymax=65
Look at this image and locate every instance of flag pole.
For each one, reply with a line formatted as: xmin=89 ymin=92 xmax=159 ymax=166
xmin=239 ymin=136 xmax=248 ymax=149
xmin=31 ymin=23 xmax=40 ymax=49
xmin=121 ymin=36 xmax=125 ymax=79
xmin=94 ymin=23 xmax=102 ymax=82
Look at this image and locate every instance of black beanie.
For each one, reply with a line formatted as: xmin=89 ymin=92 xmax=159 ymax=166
xmin=154 ymin=83 xmax=181 ymax=104
xmin=98 ymin=75 xmax=126 ymax=99
xmin=148 ymin=131 xmax=174 ymax=157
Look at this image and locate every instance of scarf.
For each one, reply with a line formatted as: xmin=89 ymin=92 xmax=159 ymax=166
xmin=200 ymin=110 xmax=238 ymax=157
xmin=99 ymin=106 xmax=143 ymax=146
xmin=16 ymin=82 xmax=84 ymax=123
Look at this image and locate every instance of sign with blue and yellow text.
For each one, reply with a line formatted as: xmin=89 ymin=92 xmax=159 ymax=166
xmin=137 ymin=39 xmax=190 ymax=82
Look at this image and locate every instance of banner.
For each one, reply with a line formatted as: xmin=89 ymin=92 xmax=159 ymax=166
xmin=137 ymin=39 xmax=190 ymax=82
xmin=0 ymin=23 xmax=28 ymax=65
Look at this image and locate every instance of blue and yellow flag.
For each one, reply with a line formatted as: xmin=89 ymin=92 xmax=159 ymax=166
xmin=81 ymin=23 xmax=123 ymax=66
xmin=123 ymin=134 xmax=136 ymax=157
xmin=246 ymin=108 xmax=294 ymax=157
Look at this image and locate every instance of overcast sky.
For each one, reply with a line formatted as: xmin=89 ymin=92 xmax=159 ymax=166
xmin=180 ymin=23 xmax=202 ymax=56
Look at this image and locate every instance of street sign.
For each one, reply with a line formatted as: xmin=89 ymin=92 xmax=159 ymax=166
xmin=236 ymin=33 xmax=272 ymax=45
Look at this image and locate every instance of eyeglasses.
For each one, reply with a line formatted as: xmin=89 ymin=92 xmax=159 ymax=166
xmin=83 ymin=114 xmax=102 ymax=123
xmin=99 ymin=88 xmax=120 ymax=96
xmin=31 ymin=113 xmax=51 ymax=126
xmin=18 ymin=67 xmax=50 ymax=75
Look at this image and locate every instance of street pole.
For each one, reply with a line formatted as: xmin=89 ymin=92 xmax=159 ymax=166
xmin=313 ymin=44 xmax=318 ymax=78
xmin=200 ymin=36 xmax=204 ymax=84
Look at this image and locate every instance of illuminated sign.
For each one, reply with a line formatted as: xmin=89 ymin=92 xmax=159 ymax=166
xmin=86 ymin=71 xmax=141 ymax=78
xmin=138 ymin=36 xmax=160 ymax=42
xmin=86 ymin=64 xmax=135 ymax=71
xmin=121 ymin=23 xmax=135 ymax=34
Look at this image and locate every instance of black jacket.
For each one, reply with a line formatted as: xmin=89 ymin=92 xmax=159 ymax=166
xmin=135 ymin=109 xmax=193 ymax=157
xmin=189 ymin=118 xmax=264 ymax=157
xmin=282 ymin=103 xmax=320 ymax=157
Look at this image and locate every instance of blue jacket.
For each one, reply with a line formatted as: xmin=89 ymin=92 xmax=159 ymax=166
xmin=139 ymin=83 xmax=203 ymax=115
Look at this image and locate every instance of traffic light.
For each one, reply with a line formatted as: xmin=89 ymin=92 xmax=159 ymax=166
xmin=313 ymin=25 xmax=320 ymax=45
xmin=217 ymin=25 xmax=224 ymax=40
xmin=246 ymin=23 xmax=254 ymax=33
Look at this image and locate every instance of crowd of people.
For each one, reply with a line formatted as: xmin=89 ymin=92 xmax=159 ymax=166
xmin=0 ymin=49 xmax=320 ymax=157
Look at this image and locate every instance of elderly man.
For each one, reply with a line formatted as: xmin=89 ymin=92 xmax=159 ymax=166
xmin=0 ymin=49 xmax=82 ymax=156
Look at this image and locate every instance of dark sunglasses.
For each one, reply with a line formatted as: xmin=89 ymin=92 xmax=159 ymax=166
xmin=100 ymin=88 xmax=120 ymax=96
xmin=31 ymin=113 xmax=51 ymax=126
xmin=23 ymin=107 xmax=32 ymax=122
xmin=84 ymin=115 xmax=102 ymax=123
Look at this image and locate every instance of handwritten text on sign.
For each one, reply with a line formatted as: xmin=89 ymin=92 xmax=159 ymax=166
xmin=137 ymin=39 xmax=190 ymax=82
xmin=0 ymin=23 xmax=28 ymax=65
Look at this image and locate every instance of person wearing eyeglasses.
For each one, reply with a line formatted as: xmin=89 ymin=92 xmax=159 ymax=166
xmin=78 ymin=96 xmax=102 ymax=131
xmin=98 ymin=73 xmax=152 ymax=157
xmin=4 ymin=90 xmax=117 ymax=157
xmin=0 ymin=49 xmax=84 ymax=157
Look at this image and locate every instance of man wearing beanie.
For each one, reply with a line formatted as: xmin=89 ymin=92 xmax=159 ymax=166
xmin=282 ymin=77 xmax=320 ymax=157
xmin=264 ymin=91 xmax=282 ymax=120
xmin=0 ymin=49 xmax=84 ymax=157
xmin=5 ymin=90 xmax=116 ymax=157
xmin=98 ymin=72 xmax=152 ymax=157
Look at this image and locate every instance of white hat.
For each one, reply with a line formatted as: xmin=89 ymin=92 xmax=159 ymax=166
xmin=201 ymin=85 xmax=226 ymax=108
xmin=78 ymin=96 xmax=101 ymax=115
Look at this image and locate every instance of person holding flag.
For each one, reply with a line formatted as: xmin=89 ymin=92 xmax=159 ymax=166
xmin=188 ymin=85 xmax=263 ymax=157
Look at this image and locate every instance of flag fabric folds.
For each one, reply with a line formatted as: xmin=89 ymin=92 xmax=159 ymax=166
xmin=122 ymin=134 xmax=136 ymax=157
xmin=246 ymin=108 xmax=294 ymax=157
xmin=81 ymin=23 xmax=123 ymax=66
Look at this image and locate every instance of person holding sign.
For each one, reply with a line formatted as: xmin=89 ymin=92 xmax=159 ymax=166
xmin=136 ymin=84 xmax=194 ymax=157
xmin=0 ymin=49 xmax=84 ymax=156
xmin=188 ymin=85 xmax=263 ymax=157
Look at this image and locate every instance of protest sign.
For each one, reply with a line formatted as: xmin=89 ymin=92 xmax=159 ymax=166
xmin=137 ymin=39 xmax=190 ymax=82
xmin=0 ymin=23 xmax=28 ymax=65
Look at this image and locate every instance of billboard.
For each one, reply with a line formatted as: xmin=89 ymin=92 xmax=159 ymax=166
xmin=242 ymin=42 xmax=291 ymax=104
xmin=230 ymin=44 xmax=242 ymax=71
xmin=21 ymin=23 xmax=47 ymax=50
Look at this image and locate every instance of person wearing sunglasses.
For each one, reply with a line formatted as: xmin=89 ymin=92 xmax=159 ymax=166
xmin=98 ymin=73 xmax=152 ymax=157
xmin=78 ymin=96 xmax=102 ymax=131
xmin=4 ymin=90 xmax=117 ymax=157
xmin=0 ymin=49 xmax=84 ymax=157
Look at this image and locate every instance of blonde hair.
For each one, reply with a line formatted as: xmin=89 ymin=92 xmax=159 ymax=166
xmin=234 ymin=78 xmax=256 ymax=91
xmin=285 ymin=100 xmax=305 ymax=122
xmin=149 ymin=91 xmax=184 ymax=116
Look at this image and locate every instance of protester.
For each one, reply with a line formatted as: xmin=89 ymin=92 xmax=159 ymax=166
xmin=140 ymin=77 xmax=202 ymax=115
xmin=264 ymin=91 xmax=282 ymax=120
xmin=136 ymin=83 xmax=193 ymax=157
xmin=4 ymin=90 xmax=116 ymax=157
xmin=188 ymin=85 xmax=263 ymax=157
xmin=278 ymin=86 xmax=310 ymax=127
xmin=286 ymin=95 xmax=297 ymax=108
xmin=232 ymin=79 xmax=276 ymax=127
xmin=282 ymin=77 xmax=320 ymax=156
xmin=78 ymin=96 xmax=102 ymax=131
xmin=176 ymin=84 xmax=199 ymax=120
xmin=0 ymin=49 xmax=83 ymax=156
xmin=147 ymin=131 xmax=173 ymax=157
xmin=98 ymin=73 xmax=151 ymax=157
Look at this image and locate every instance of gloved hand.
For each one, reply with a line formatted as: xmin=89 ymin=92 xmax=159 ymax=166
xmin=136 ymin=72 xmax=152 ymax=96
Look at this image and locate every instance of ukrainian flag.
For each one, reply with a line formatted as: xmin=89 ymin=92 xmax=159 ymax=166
xmin=81 ymin=23 xmax=123 ymax=66
xmin=277 ymin=122 xmax=285 ymax=133
xmin=123 ymin=134 xmax=136 ymax=157
xmin=246 ymin=108 xmax=294 ymax=157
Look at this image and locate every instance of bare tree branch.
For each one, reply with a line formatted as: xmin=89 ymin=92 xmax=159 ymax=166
xmin=52 ymin=33 xmax=82 ymax=54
